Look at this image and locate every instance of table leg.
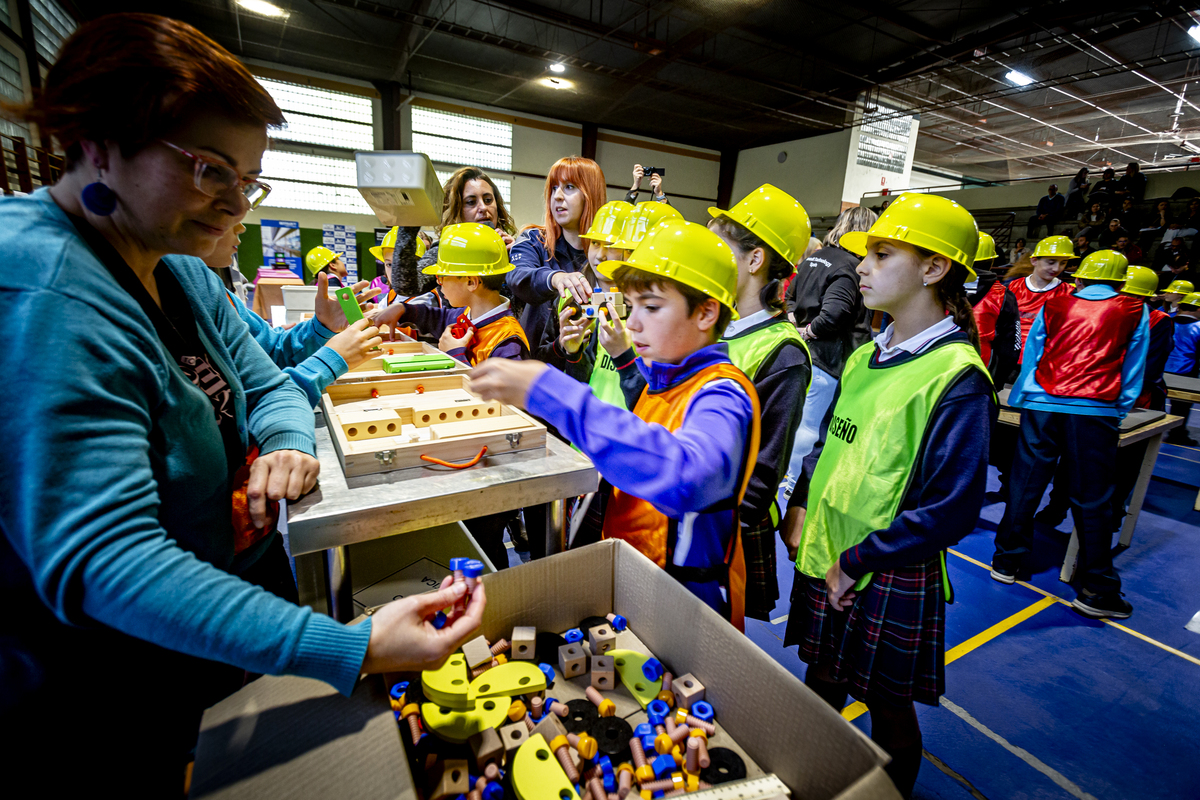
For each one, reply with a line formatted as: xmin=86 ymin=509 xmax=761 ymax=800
xmin=294 ymin=550 xmax=328 ymax=613
xmin=545 ymin=499 xmax=567 ymax=556
xmin=1120 ymin=433 xmax=1163 ymax=548
xmin=326 ymin=545 xmax=354 ymax=622
xmin=1060 ymin=527 xmax=1080 ymax=583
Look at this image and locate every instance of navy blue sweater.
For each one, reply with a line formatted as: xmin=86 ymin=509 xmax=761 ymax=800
xmin=508 ymin=229 xmax=588 ymax=368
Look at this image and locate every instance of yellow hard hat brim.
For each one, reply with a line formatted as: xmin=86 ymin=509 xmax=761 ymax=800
xmin=604 ymin=261 xmax=740 ymax=321
xmin=421 ymin=261 xmax=515 ymax=277
xmin=840 ymin=231 xmax=977 ymax=282
xmin=369 ymin=245 xmax=385 ymax=262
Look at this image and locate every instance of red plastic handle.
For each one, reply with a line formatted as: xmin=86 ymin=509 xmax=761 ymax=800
xmin=420 ymin=445 xmax=488 ymax=469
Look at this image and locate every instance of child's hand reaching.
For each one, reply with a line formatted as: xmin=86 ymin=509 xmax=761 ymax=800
xmin=326 ymin=318 xmax=383 ymax=370
xmin=558 ymin=304 xmax=592 ymax=355
xmin=598 ymin=300 xmax=633 ymax=358
xmin=440 ymin=323 xmax=474 ymax=353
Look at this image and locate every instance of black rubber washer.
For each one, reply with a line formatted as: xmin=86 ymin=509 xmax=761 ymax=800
xmin=535 ymin=631 xmax=568 ymax=666
xmin=563 ymin=698 xmax=600 ymax=735
xmin=577 ymin=615 xmax=610 ymax=634
xmin=590 ymin=715 xmax=633 ymax=763
xmin=701 ymin=747 xmax=746 ymax=785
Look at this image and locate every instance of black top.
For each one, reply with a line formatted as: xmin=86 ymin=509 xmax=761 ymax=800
xmin=785 ymin=245 xmax=873 ymax=377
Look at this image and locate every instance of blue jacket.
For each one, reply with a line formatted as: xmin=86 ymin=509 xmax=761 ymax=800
xmin=0 ymin=190 xmax=370 ymax=704
xmin=1010 ymin=284 xmax=1149 ymax=419
xmin=1166 ymin=316 xmax=1200 ymax=376
xmin=227 ymin=291 xmax=348 ymax=406
xmin=508 ymin=229 xmax=588 ymax=367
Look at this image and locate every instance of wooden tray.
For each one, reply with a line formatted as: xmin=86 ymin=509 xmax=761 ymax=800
xmin=338 ymin=340 xmax=470 ymax=383
xmin=320 ymin=374 xmax=547 ymax=477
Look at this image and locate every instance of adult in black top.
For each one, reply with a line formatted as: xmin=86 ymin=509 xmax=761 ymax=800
xmin=1089 ymin=168 xmax=1119 ymax=208
xmin=1027 ymin=184 xmax=1066 ymax=238
xmin=968 ymin=265 xmax=1021 ymax=386
xmin=786 ymin=244 xmax=873 ymax=377
xmin=1114 ymin=162 xmax=1148 ymax=203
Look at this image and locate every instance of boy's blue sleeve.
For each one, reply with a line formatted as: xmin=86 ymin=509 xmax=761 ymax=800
xmin=527 ymin=367 xmax=750 ymax=517
xmin=402 ymin=301 xmax=461 ymax=338
xmin=508 ymin=234 xmax=559 ymax=305
xmin=283 ymin=347 xmax=350 ymax=407
xmin=1009 ymin=308 xmax=1047 ymax=409
xmin=1115 ymin=306 xmax=1150 ymax=417
xmin=229 ymin=290 xmax=335 ymax=368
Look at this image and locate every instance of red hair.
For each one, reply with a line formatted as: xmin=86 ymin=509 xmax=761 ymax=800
xmin=4 ymin=14 xmax=283 ymax=166
xmin=531 ymin=156 xmax=607 ymax=256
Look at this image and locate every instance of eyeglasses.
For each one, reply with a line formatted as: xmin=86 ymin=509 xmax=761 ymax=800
xmin=159 ymin=140 xmax=272 ymax=209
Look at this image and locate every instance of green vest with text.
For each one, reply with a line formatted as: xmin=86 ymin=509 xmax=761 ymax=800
xmin=796 ymin=339 xmax=989 ymax=590
xmin=589 ymin=345 xmax=627 ymax=408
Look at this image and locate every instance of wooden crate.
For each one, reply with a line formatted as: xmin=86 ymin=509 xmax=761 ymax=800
xmin=321 ymin=374 xmax=547 ymax=477
xmin=338 ymin=340 xmax=470 ymax=383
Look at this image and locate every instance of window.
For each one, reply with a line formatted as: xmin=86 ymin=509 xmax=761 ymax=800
xmin=0 ymin=2 xmax=11 ymax=29
xmin=255 ymin=77 xmax=376 ymax=215
xmin=855 ymin=107 xmax=914 ymax=174
xmin=30 ymin=0 xmax=76 ymax=62
xmin=415 ymin=107 xmax=514 ymax=199
xmin=0 ymin=47 xmax=28 ymax=141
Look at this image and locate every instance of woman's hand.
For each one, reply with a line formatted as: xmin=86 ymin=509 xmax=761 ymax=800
xmin=247 ymin=450 xmax=320 ymax=529
xmin=781 ymin=506 xmax=806 ymax=562
xmin=327 ymin=318 xmax=382 ymax=370
xmin=597 ymin=301 xmax=632 ymax=358
xmin=558 ymin=304 xmax=592 ymax=355
xmin=552 ymin=271 xmax=593 ymax=305
xmin=649 ymin=171 xmax=664 ymax=198
xmin=826 ymin=561 xmax=857 ymax=611
xmin=439 ymin=324 xmax=474 ymax=353
xmin=314 ymin=273 xmax=380 ymax=332
xmin=630 ymin=164 xmax=644 ymax=192
xmin=469 ymin=359 xmax=549 ymax=408
xmin=499 ymin=231 xmax=515 ymax=248
xmin=361 ymin=580 xmax=486 ymax=674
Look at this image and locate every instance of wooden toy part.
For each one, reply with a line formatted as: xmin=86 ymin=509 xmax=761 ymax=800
xmin=429 ymin=414 xmax=531 ymax=440
xmin=422 ymin=652 xmax=472 ymax=710
xmin=670 ymin=673 xmax=705 ymax=711
xmin=530 ymin=709 xmax=568 ymax=748
xmin=421 ymin=696 xmax=510 ymax=743
xmin=462 ymin=635 xmax=494 ymax=669
xmin=587 ymin=624 xmax=615 ymax=656
xmin=607 ymin=650 xmax=662 ymax=709
xmin=590 ymin=655 xmax=615 ymax=692
xmin=511 ymin=626 xmax=537 ymax=660
xmin=469 ymin=727 xmax=504 ymax=772
xmin=470 ymin=660 xmax=547 ymax=702
xmin=557 ymin=643 xmax=586 ymax=679
xmin=500 ymin=721 xmax=529 ymax=757
xmin=511 ymin=734 xmax=581 ymax=800
xmin=339 ymin=409 xmax=404 ymax=441
xmin=426 ymin=758 xmax=470 ymax=800
xmin=411 ymin=400 xmax=501 ymax=428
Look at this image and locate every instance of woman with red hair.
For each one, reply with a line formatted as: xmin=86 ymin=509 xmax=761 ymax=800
xmin=508 ymin=156 xmax=608 ymax=366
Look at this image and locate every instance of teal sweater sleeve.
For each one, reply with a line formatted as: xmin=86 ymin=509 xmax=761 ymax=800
xmin=228 ymin=290 xmax=348 ymax=407
xmin=0 ymin=191 xmax=370 ymax=695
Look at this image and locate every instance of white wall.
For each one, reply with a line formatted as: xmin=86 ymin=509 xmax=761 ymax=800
xmin=732 ymin=130 xmax=853 ymax=218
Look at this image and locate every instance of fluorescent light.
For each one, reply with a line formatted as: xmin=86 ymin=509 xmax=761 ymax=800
xmin=1189 ymin=24 xmax=1200 ymax=44
xmin=238 ymin=0 xmax=290 ymax=18
xmin=1005 ymin=70 xmax=1035 ymax=87
xmin=538 ymin=77 xmax=573 ymax=90
xmin=549 ymin=63 xmax=566 ymax=73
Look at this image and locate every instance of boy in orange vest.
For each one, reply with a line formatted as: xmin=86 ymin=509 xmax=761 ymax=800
xmin=369 ymin=223 xmax=528 ymax=364
xmin=470 ymin=219 xmax=761 ymax=629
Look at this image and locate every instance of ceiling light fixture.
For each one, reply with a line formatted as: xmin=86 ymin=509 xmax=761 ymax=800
xmin=1005 ymin=70 xmax=1035 ymax=87
xmin=1189 ymin=24 xmax=1200 ymax=44
xmin=238 ymin=0 xmax=290 ymax=18
xmin=549 ymin=63 xmax=566 ymax=73
xmin=539 ymin=76 xmax=573 ymax=90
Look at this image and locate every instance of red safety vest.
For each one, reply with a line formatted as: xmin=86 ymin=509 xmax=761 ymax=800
xmin=1010 ymin=277 xmax=1071 ymax=362
xmin=973 ymin=281 xmax=1007 ymax=368
xmin=1136 ymin=308 xmax=1171 ymax=408
xmin=1035 ymin=292 xmax=1144 ymax=402
xmin=602 ymin=362 xmax=760 ymax=632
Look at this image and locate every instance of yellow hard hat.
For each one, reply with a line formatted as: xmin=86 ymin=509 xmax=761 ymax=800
xmin=708 ymin=183 xmax=812 ymax=265
xmin=1181 ymin=292 xmax=1200 ymax=306
xmin=305 ymin=246 xmax=339 ymax=278
xmin=610 ymin=202 xmax=683 ymax=251
xmin=1074 ymin=250 xmax=1129 ymax=282
xmin=601 ymin=218 xmax=739 ymax=319
xmin=1165 ymin=280 xmax=1195 ymax=295
xmin=1031 ymin=236 xmax=1074 ymax=259
xmin=840 ymin=193 xmax=979 ymax=280
xmin=975 ymin=231 xmax=998 ymax=263
xmin=421 ymin=222 xmax=513 ymax=276
xmin=580 ymin=201 xmax=635 ymax=245
xmin=1120 ymin=266 xmax=1158 ymax=298
xmin=370 ymin=227 xmax=426 ymax=262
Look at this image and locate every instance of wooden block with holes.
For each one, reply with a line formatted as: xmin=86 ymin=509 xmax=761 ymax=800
xmin=461 ymin=635 xmax=493 ymax=669
xmin=499 ymin=721 xmax=528 ymax=759
xmin=590 ymin=655 xmax=615 ymax=691
xmin=511 ymin=626 xmax=537 ymax=660
xmin=558 ymin=643 xmax=586 ymax=679
xmin=426 ymin=758 xmax=469 ymax=799
xmin=587 ymin=623 xmax=615 ymax=656
xmin=410 ymin=400 xmax=501 ymax=427
xmin=671 ymin=672 xmax=705 ymax=710
xmin=468 ymin=728 xmax=503 ymax=773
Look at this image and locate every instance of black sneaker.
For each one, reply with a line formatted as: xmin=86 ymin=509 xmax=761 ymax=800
xmin=1072 ymin=590 xmax=1132 ymax=619
xmin=990 ymin=564 xmax=1017 ymax=584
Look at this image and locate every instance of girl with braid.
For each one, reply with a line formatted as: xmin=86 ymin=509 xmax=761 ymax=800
xmin=785 ymin=194 xmax=994 ymax=799
xmin=707 ymin=185 xmax=813 ymax=620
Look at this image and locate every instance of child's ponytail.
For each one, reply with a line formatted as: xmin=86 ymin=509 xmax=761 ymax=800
xmin=709 ymin=218 xmax=793 ymax=311
xmin=935 ymin=264 xmax=981 ymax=354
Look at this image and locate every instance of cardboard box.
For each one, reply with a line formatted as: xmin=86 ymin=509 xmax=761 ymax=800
xmin=192 ymin=541 xmax=899 ymax=799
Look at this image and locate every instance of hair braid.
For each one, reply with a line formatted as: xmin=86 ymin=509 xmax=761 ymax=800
xmin=935 ymin=264 xmax=981 ymax=353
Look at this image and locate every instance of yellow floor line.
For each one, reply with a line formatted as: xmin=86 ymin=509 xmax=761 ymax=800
xmin=947 ymin=548 xmax=1200 ymax=668
xmin=841 ymin=594 xmax=1057 ymax=722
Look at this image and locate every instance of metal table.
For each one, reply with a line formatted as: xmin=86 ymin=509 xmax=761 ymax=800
xmin=285 ymin=414 xmax=598 ymax=620
xmin=998 ymin=400 xmax=1182 ymax=581
xmin=1162 ymin=374 xmax=1200 ymax=511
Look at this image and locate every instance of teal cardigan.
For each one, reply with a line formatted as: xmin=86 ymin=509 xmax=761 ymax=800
xmin=0 ymin=189 xmax=370 ymax=696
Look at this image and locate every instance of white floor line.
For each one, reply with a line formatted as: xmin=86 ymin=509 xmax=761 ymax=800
xmin=1186 ymin=610 xmax=1200 ymax=635
xmin=939 ymin=697 xmax=1099 ymax=800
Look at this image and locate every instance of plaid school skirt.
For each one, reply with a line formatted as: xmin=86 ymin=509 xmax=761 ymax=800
xmin=784 ymin=558 xmax=946 ymax=707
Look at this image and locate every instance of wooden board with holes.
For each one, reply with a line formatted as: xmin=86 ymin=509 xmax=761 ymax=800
xmin=321 ymin=373 xmax=547 ymax=477
xmin=337 ymin=339 xmax=470 ymax=383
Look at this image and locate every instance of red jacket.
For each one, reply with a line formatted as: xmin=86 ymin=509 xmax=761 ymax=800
xmin=1010 ymin=277 xmax=1071 ymax=362
xmin=1035 ymin=292 xmax=1145 ymax=401
xmin=973 ymin=281 xmax=1006 ymax=367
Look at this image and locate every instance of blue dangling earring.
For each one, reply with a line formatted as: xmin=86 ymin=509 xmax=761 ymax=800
xmin=81 ymin=171 xmax=117 ymax=216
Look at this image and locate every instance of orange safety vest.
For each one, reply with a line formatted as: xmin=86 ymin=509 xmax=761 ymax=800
xmin=468 ymin=314 xmax=529 ymax=365
xmin=601 ymin=362 xmax=761 ymax=632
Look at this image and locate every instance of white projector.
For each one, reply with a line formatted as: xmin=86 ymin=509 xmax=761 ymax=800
xmin=355 ymin=151 xmax=444 ymax=228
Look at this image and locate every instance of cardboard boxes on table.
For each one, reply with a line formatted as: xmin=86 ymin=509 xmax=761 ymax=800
xmin=191 ymin=541 xmax=900 ymax=800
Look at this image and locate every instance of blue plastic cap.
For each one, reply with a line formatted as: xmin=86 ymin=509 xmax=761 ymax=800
xmin=647 ymin=699 xmax=670 ymax=719
xmin=634 ymin=723 xmax=654 ymax=738
xmin=482 ymin=783 xmax=505 ymax=800
xmin=433 ymin=610 xmax=447 ymax=629
xmin=449 ymin=557 xmax=469 ymax=571
xmin=463 ymin=559 xmax=485 ymax=578
xmin=608 ymin=614 xmax=628 ymax=632
xmin=690 ymin=700 xmax=715 ymax=722
xmin=647 ymin=710 xmax=664 ymax=727
xmin=603 ymin=772 xmax=616 ymax=792
xmin=642 ymin=658 xmax=664 ymax=681
xmin=564 ymin=628 xmax=584 ymax=643
xmin=597 ymin=755 xmax=613 ymax=774
xmin=538 ymin=663 xmax=556 ymax=688
xmin=652 ymin=753 xmax=675 ymax=778
xmin=389 ymin=681 xmax=410 ymax=701
xmin=640 ymin=734 xmax=656 ymax=753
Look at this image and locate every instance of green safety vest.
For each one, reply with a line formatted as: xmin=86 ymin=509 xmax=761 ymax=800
xmin=796 ymin=338 xmax=990 ymax=596
xmin=724 ymin=316 xmax=811 ymax=527
xmin=588 ymin=345 xmax=627 ymax=408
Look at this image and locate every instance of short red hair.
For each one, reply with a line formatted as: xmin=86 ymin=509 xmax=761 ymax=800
xmin=539 ymin=156 xmax=607 ymax=257
xmin=4 ymin=13 xmax=283 ymax=166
